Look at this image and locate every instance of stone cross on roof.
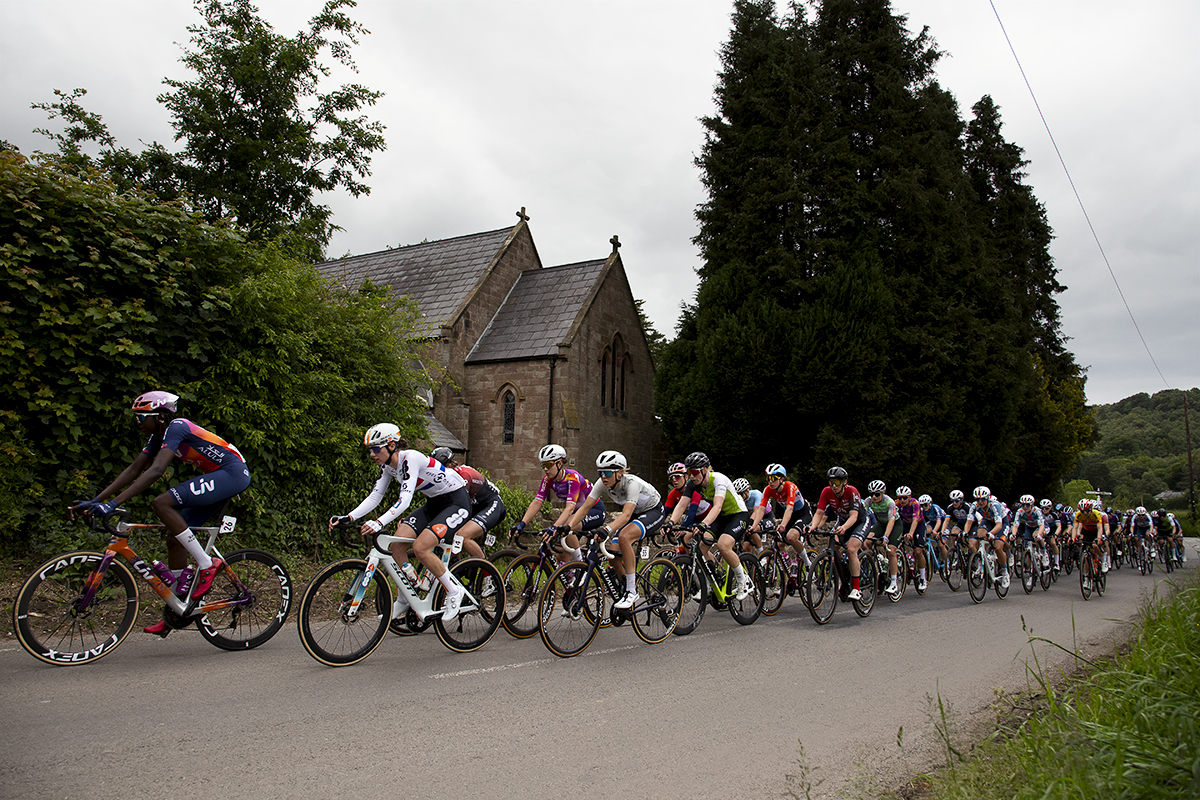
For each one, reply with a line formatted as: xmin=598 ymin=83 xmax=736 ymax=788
xmin=516 ymin=207 xmax=530 ymax=222
xmin=610 ymin=234 xmax=620 ymax=253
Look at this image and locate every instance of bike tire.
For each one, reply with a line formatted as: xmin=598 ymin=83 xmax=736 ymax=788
xmin=672 ymin=555 xmax=707 ymax=636
xmin=197 ymin=548 xmax=292 ymax=650
xmin=1039 ymin=549 xmax=1052 ymax=591
xmin=945 ymin=547 xmax=965 ymax=592
xmin=488 ymin=547 xmax=522 ymax=585
xmin=433 ymin=558 xmax=504 ymax=653
xmin=14 ymin=551 xmax=139 ymax=666
xmin=967 ymin=552 xmax=986 ymax=604
xmin=500 ymin=553 xmax=554 ymax=639
xmin=631 ymin=557 xmax=683 ymax=644
xmin=297 ymin=558 xmax=392 ymax=667
xmin=1079 ymin=552 xmax=1093 ymax=600
xmin=1095 ymin=561 xmax=1106 ymax=597
xmin=889 ymin=547 xmax=907 ymax=602
xmin=995 ymin=559 xmax=1010 ymax=598
xmin=759 ymin=550 xmax=787 ymax=617
xmin=854 ymin=551 xmax=877 ymax=617
xmin=539 ymin=562 xmax=602 ymax=657
xmin=805 ymin=551 xmax=837 ymax=625
xmin=1161 ymin=542 xmax=1174 ymax=573
xmin=1021 ymin=551 xmax=1035 ymax=595
xmin=728 ymin=553 xmax=764 ymax=625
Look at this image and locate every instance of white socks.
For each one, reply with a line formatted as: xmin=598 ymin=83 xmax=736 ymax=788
xmin=174 ymin=528 xmax=213 ymax=569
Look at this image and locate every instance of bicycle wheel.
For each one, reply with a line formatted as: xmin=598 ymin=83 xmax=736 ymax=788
xmin=1039 ymin=549 xmax=1052 ymax=591
xmin=488 ymin=547 xmax=522 ymax=585
xmin=1021 ymin=550 xmax=1035 ymax=594
xmin=945 ymin=547 xmax=965 ymax=592
xmin=889 ymin=547 xmax=907 ymax=602
xmin=1079 ymin=552 xmax=1093 ymax=600
xmin=728 ymin=553 xmax=764 ymax=625
xmin=500 ymin=553 xmax=553 ymax=639
xmin=1095 ymin=560 xmax=1106 ymax=597
xmin=967 ymin=552 xmax=986 ymax=604
xmin=631 ymin=557 xmax=683 ymax=644
xmin=854 ymin=552 xmax=877 ymax=617
xmin=805 ymin=551 xmax=837 ymax=625
xmin=197 ymin=548 xmax=292 ymax=650
xmin=1063 ymin=545 xmax=1075 ymax=575
xmin=297 ymin=558 xmax=392 ymax=666
xmin=759 ymin=550 xmax=787 ymax=617
xmin=672 ymin=555 xmax=707 ymax=636
xmin=539 ymin=563 xmax=602 ymax=657
xmin=13 ymin=551 xmax=139 ymax=666
xmin=433 ymin=558 xmax=504 ymax=653
xmin=1161 ymin=541 xmax=1174 ymax=573
xmin=995 ymin=559 xmax=1010 ymax=599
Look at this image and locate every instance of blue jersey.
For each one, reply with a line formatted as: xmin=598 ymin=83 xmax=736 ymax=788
xmin=970 ymin=499 xmax=1006 ymax=531
xmin=922 ymin=504 xmax=946 ymax=527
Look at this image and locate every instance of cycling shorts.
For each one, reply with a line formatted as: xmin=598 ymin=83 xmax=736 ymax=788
xmin=1016 ymin=522 xmax=1042 ymax=541
xmin=908 ymin=518 xmax=928 ymax=548
xmin=402 ymin=487 xmax=471 ymax=543
xmin=168 ymin=462 xmax=251 ymax=527
xmin=711 ymin=511 xmax=749 ymax=545
xmin=622 ymin=504 xmax=666 ymax=540
xmin=468 ymin=494 xmax=507 ymax=534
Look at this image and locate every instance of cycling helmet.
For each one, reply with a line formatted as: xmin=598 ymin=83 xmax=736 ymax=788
xmin=430 ymin=447 xmax=453 ymax=465
xmin=949 ymin=490 xmax=964 ymax=502
xmin=732 ymin=478 xmax=751 ymax=494
xmin=667 ymin=462 xmax=687 ymax=477
xmin=363 ymin=423 xmax=403 ymax=448
xmin=867 ymin=480 xmax=886 ymax=495
xmin=1135 ymin=506 xmax=1147 ymax=515
xmin=1077 ymin=498 xmax=1092 ymax=512
xmin=596 ymin=450 xmax=627 ymax=470
xmin=765 ymin=463 xmax=787 ymax=478
xmin=538 ymin=444 xmax=566 ymax=463
xmin=827 ymin=466 xmax=848 ymax=481
xmin=1055 ymin=503 xmax=1063 ymax=512
xmin=1040 ymin=499 xmax=1053 ymax=510
xmin=1019 ymin=494 xmax=1035 ymax=505
xmin=918 ymin=494 xmax=932 ymax=506
xmin=973 ymin=486 xmax=990 ymax=500
xmin=131 ymin=390 xmax=179 ymax=414
xmin=896 ymin=486 xmax=912 ymax=498
xmin=684 ymin=451 xmax=710 ymax=470
xmin=1157 ymin=508 xmax=1167 ymax=517
xmin=1106 ymin=507 xmax=1113 ymax=515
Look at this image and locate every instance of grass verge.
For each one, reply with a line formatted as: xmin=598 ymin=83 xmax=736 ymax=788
xmin=920 ymin=569 xmax=1200 ymax=799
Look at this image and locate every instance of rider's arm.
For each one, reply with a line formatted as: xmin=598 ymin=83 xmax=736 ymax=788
xmin=701 ymin=492 xmax=724 ymax=527
xmin=565 ymin=491 xmax=600 ymax=531
xmin=97 ymin=450 xmax=168 ymax=507
xmin=604 ymin=499 xmax=638 ymax=536
xmin=347 ymin=467 xmax=392 ymax=522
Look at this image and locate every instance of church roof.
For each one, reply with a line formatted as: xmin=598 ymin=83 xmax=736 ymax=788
xmin=466 ymin=260 xmax=607 ymax=364
xmin=315 ymin=228 xmax=513 ymax=338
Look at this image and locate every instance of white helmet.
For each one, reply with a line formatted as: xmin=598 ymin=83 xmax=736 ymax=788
xmin=596 ymin=450 xmax=627 ymax=470
xmin=1040 ymin=499 xmax=1053 ymax=510
xmin=1019 ymin=494 xmax=1035 ymax=505
xmin=765 ymin=463 xmax=787 ymax=478
xmin=363 ymin=423 xmax=402 ymax=448
xmin=918 ymin=494 xmax=932 ymax=506
xmin=538 ymin=444 xmax=566 ymax=463
xmin=896 ymin=486 xmax=912 ymax=498
xmin=732 ymin=478 xmax=751 ymax=494
xmin=949 ymin=489 xmax=964 ymax=502
xmin=867 ymin=480 xmax=886 ymax=494
xmin=1135 ymin=506 xmax=1147 ymax=515
xmin=973 ymin=486 xmax=990 ymax=500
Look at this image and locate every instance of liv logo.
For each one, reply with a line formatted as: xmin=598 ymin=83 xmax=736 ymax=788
xmin=191 ymin=478 xmax=216 ymax=496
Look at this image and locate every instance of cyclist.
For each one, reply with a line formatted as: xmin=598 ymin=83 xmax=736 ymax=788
xmin=751 ymin=463 xmax=813 ymax=569
xmin=734 ymin=478 xmax=768 ymax=552
xmin=1013 ymin=494 xmax=1046 ymax=574
xmin=919 ymin=494 xmax=948 ymax=576
xmin=944 ymin=490 xmax=971 ymax=552
xmin=895 ymin=486 xmax=928 ymax=594
xmin=667 ymin=452 xmax=753 ymax=600
xmin=1151 ymin=508 xmax=1179 ymax=566
xmin=1040 ymin=499 xmax=1061 ymax=572
xmin=430 ymin=447 xmax=505 ymax=559
xmin=511 ymin=445 xmax=606 ymax=564
xmin=330 ymin=424 xmax=472 ymax=622
xmin=862 ymin=481 xmax=900 ymax=595
xmin=807 ymin=466 xmax=872 ymax=601
xmin=564 ymin=451 xmax=665 ymax=609
xmin=1071 ymin=498 xmax=1107 ymax=589
xmin=72 ymin=391 xmax=250 ymax=637
xmin=664 ymin=461 xmax=711 ymax=528
xmin=1169 ymin=513 xmax=1186 ymax=563
xmin=962 ymin=486 xmax=1010 ymax=590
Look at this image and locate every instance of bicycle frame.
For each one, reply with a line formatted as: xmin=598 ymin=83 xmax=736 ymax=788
xmin=560 ymin=538 xmax=668 ymax=619
xmin=342 ymin=532 xmax=476 ymax=623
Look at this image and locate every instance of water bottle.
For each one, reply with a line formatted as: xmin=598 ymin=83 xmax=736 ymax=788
xmin=400 ymin=562 xmax=420 ymax=591
xmin=149 ymin=560 xmax=175 ymax=587
xmin=986 ymin=552 xmax=997 ymax=578
xmin=175 ymin=566 xmax=194 ymax=596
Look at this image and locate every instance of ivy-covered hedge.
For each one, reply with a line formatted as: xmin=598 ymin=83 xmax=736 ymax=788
xmin=0 ymin=151 xmax=428 ymax=557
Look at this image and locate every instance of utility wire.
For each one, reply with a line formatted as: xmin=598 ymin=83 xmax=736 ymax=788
xmin=987 ymin=0 xmax=1170 ymax=389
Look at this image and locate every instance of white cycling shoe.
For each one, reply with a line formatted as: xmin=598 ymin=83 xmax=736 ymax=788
xmin=614 ymin=591 xmax=640 ymax=610
xmin=441 ymin=590 xmax=464 ymax=622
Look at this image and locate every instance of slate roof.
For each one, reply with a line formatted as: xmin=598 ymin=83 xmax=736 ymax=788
xmin=316 ymin=228 xmax=513 ymax=338
xmin=466 ymin=260 xmax=607 ymax=364
xmin=423 ymin=411 xmax=466 ymax=451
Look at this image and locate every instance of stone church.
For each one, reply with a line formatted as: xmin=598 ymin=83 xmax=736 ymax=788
xmin=317 ymin=210 xmax=661 ymax=490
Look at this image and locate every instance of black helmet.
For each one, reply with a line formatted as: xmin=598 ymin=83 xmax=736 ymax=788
xmin=1157 ymin=508 xmax=1168 ymax=517
xmin=827 ymin=466 xmax=848 ymax=481
xmin=684 ymin=451 xmax=710 ymax=470
xmin=430 ymin=447 xmax=453 ymax=465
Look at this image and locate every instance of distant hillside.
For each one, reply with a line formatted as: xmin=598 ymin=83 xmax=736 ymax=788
xmin=1068 ymin=388 xmax=1199 ymax=511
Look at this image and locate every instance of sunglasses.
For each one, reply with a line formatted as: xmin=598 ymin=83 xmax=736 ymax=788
xmin=871 ymin=491 xmax=883 ymax=497
xmin=368 ymin=445 xmax=385 ymax=454
xmin=134 ymin=413 xmax=160 ymax=424
xmin=688 ymin=469 xmax=705 ymax=476
xmin=829 ymin=479 xmax=845 ymax=487
xmin=597 ymin=469 xmax=618 ymax=478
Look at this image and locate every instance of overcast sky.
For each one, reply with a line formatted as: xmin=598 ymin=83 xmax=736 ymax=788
xmin=2 ymin=0 xmax=1197 ymax=406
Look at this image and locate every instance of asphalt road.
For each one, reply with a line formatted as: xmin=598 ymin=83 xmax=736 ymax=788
xmin=3 ymin=541 xmax=1195 ymax=800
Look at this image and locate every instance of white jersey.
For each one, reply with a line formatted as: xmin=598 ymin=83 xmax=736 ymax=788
xmin=587 ymin=472 xmax=661 ymax=515
xmin=349 ymin=449 xmax=466 ymax=526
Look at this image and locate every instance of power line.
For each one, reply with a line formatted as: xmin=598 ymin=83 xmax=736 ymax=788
xmin=987 ymin=0 xmax=1171 ymax=389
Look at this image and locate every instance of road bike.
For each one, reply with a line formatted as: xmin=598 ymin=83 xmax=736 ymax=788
xmin=297 ymin=519 xmax=504 ymax=666
xmin=537 ymin=536 xmax=683 ymax=658
xmin=921 ymin=530 xmax=964 ymax=592
xmin=804 ymin=530 xmax=878 ymax=624
xmin=1079 ymin=538 xmax=1107 ymax=600
xmin=966 ymin=536 xmax=1009 ymax=603
xmin=755 ymin=521 xmax=814 ymax=616
xmin=866 ymin=536 xmax=904 ymax=603
xmin=499 ymin=529 xmax=577 ymax=638
xmin=669 ymin=525 xmax=765 ymax=635
xmin=13 ymin=505 xmax=291 ymax=666
xmin=1014 ymin=536 xmax=1052 ymax=594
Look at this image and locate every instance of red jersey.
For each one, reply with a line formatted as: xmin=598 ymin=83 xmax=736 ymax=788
xmin=817 ymin=484 xmax=864 ymax=524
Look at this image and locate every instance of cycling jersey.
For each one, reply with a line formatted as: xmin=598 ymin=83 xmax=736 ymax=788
xmin=1014 ymin=506 xmax=1045 ymax=529
xmin=536 ymin=468 xmax=593 ymax=506
xmin=816 ymin=485 xmax=866 ymax=527
xmin=745 ymin=489 xmax=766 ymax=515
xmin=1074 ymin=509 xmax=1104 ymax=532
xmin=896 ymin=498 xmax=923 ymax=527
xmin=945 ymin=501 xmax=972 ymax=529
xmin=665 ymin=487 xmax=712 ymax=520
xmin=588 ymin=472 xmax=661 ymax=515
xmin=922 ymin=504 xmax=947 ymax=528
xmin=146 ymin=418 xmax=245 ymax=473
xmin=759 ymin=481 xmax=806 ymax=514
xmin=685 ymin=471 xmax=747 ymax=517
xmin=969 ymin=499 xmax=1007 ymax=534
xmin=863 ymin=495 xmax=898 ymax=522
xmin=350 ymin=450 xmax=467 ymax=527
xmin=453 ymin=464 xmax=501 ymax=507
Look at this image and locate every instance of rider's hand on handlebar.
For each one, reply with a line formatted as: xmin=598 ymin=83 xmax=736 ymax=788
xmin=361 ymin=519 xmax=382 ymax=536
xmin=328 ymin=514 xmax=352 ymax=530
